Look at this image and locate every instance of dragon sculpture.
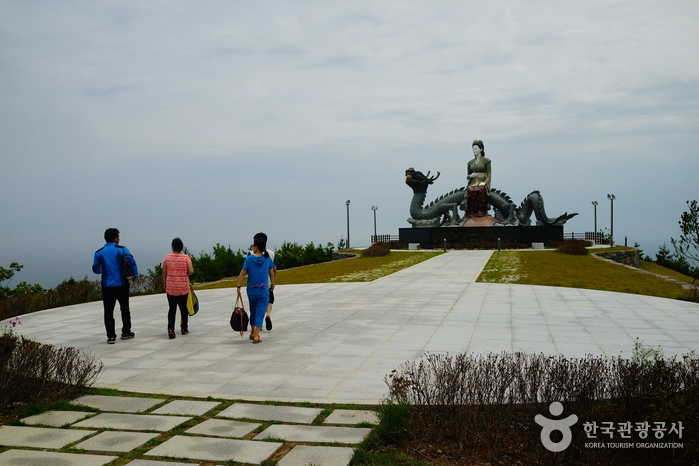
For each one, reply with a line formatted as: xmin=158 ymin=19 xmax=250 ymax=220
xmin=405 ymin=167 xmax=577 ymax=228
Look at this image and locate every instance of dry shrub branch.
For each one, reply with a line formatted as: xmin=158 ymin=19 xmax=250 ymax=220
xmin=361 ymin=243 xmax=391 ymax=257
xmin=384 ymin=351 xmax=699 ymax=465
xmin=0 ymin=329 xmax=103 ymax=409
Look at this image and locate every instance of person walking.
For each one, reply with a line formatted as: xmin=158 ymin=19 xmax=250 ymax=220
xmin=92 ymin=228 xmax=139 ymax=344
xmin=252 ymin=232 xmax=277 ymax=331
xmin=237 ymin=235 xmax=275 ymax=343
xmin=163 ymin=237 xmax=194 ymax=339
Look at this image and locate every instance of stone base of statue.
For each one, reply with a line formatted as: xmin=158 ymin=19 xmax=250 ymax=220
xmin=462 ymin=216 xmax=498 ymax=227
xmin=399 ymin=225 xmax=564 ymax=248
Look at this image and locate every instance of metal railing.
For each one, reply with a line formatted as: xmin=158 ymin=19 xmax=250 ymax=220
xmin=564 ymin=232 xmax=604 ymax=244
xmin=371 ymin=234 xmax=399 ymax=244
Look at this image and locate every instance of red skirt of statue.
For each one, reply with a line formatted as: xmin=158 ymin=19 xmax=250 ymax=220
xmin=466 ymin=185 xmax=489 ymax=217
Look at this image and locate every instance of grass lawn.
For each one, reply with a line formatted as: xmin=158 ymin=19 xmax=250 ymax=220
xmin=194 ymin=250 xmax=444 ymax=290
xmin=478 ymin=249 xmax=692 ymax=299
xmin=640 ymin=259 xmax=698 ymax=285
xmin=195 ymin=247 xmax=696 ymax=302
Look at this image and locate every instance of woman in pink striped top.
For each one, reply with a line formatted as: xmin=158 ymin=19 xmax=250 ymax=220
xmin=163 ymin=237 xmax=194 ymax=339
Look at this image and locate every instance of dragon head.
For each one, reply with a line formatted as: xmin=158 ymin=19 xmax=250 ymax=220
xmin=405 ymin=168 xmax=440 ymax=194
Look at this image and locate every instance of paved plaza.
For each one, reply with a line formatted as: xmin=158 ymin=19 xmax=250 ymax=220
xmin=5 ymin=250 xmax=699 ymax=403
xmin=2 ymin=250 xmax=698 ymax=465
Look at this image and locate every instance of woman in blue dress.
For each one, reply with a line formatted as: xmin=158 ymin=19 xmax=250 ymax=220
xmin=236 ymin=236 xmax=275 ymax=343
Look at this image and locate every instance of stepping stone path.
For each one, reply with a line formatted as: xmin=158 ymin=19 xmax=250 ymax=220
xmin=75 ymin=394 xmax=163 ymax=413
xmin=254 ymin=424 xmax=372 ymax=443
xmin=75 ymin=431 xmax=160 ymax=453
xmin=218 ymin=402 xmax=323 ymax=423
xmin=0 ymin=394 xmax=377 ymax=466
xmin=21 ymin=410 xmax=96 ymax=426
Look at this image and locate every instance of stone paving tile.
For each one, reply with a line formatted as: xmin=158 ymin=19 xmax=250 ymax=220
xmin=254 ymin=424 xmax=371 ymax=444
xmin=74 ymin=412 xmax=192 ymax=432
xmin=0 ymin=425 xmax=96 ymax=448
xmin=126 ymin=460 xmax=198 ymax=466
xmin=184 ymin=418 xmax=260 ymax=438
xmin=278 ymin=445 xmax=355 ymax=466
xmin=126 ymin=461 xmax=198 ymax=466
xmin=151 ymin=399 xmax=220 ymax=416
xmin=323 ymin=409 xmax=379 ymax=425
xmin=217 ymin=403 xmax=322 ymax=423
xmin=145 ymin=434 xmax=282 ymax=464
xmin=74 ymin=395 xmax=164 ymax=413
xmin=0 ymin=449 xmax=117 ymax=466
xmin=21 ymin=410 xmax=95 ymax=426
xmin=74 ymin=431 xmax=160 ymax=452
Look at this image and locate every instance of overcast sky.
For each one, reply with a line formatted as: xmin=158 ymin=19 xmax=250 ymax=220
xmin=1 ymin=1 xmax=698 ymax=288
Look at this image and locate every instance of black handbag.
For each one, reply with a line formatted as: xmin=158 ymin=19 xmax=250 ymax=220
xmin=230 ymin=295 xmax=249 ymax=336
xmin=119 ymin=246 xmax=136 ymax=278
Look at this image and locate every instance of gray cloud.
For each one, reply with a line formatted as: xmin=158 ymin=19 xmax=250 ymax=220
xmin=1 ymin=0 xmax=698 ymax=287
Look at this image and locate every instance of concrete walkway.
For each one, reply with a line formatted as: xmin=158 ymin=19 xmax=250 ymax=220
xmin=5 ymin=250 xmax=699 ymax=405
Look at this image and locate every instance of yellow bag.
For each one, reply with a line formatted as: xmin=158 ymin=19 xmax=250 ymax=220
xmin=186 ymin=286 xmax=199 ymax=316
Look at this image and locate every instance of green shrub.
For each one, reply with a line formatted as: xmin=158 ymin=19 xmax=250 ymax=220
xmin=557 ymin=239 xmax=590 ymax=255
xmin=0 ymin=262 xmax=27 ymax=299
xmin=375 ymin=400 xmax=412 ymax=444
xmin=276 ymin=241 xmax=334 ymax=270
xmin=276 ymin=241 xmax=304 ymax=269
xmin=549 ymin=240 xmax=594 ymax=249
xmin=361 ymin=243 xmax=390 ymax=257
xmin=0 ymin=239 xmax=337 ymax=317
xmin=0 ymin=276 xmax=102 ymax=321
xmin=187 ymin=244 xmax=246 ymax=283
xmin=656 ymin=242 xmax=699 ymax=279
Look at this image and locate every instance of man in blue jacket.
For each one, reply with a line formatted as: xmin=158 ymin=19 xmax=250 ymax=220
xmin=93 ymin=228 xmax=139 ymax=344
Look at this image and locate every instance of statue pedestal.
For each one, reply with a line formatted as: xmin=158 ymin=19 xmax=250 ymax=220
xmin=398 ymin=225 xmax=564 ymax=248
xmin=462 ymin=216 xmax=498 ymax=227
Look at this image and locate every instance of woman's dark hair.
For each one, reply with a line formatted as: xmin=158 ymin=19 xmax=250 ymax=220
xmin=472 ymin=139 xmax=485 ymax=157
xmin=172 ymin=237 xmax=184 ymax=253
xmin=104 ymin=228 xmax=120 ymax=243
xmin=253 ymin=237 xmax=269 ymax=258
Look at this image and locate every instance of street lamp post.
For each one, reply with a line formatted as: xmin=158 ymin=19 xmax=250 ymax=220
xmin=607 ymin=194 xmax=615 ymax=247
xmin=371 ymin=206 xmax=378 ymax=242
xmin=591 ymin=201 xmax=598 ymax=243
xmin=346 ymin=200 xmax=351 ymax=249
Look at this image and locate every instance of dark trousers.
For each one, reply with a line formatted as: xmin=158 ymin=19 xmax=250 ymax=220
xmin=167 ymin=293 xmax=189 ymax=331
xmin=102 ymin=285 xmax=131 ymax=338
